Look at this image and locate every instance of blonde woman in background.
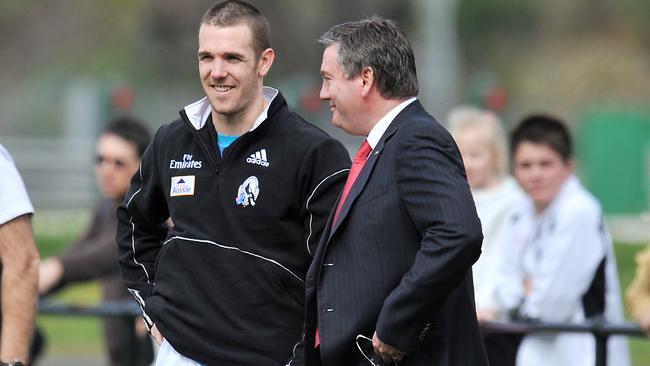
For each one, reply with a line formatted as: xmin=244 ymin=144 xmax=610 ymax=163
xmin=448 ymin=106 xmax=525 ymax=366
xmin=448 ymin=106 xmax=524 ymax=317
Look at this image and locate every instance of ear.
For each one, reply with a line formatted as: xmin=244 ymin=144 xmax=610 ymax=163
xmin=257 ymin=48 xmax=275 ymax=78
xmin=359 ymin=66 xmax=375 ymax=98
xmin=566 ymin=158 xmax=575 ymax=172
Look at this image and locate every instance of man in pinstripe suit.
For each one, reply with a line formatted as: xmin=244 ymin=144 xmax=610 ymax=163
xmin=302 ymin=16 xmax=490 ymax=366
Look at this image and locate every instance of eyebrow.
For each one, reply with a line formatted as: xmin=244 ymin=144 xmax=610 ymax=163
xmin=198 ymin=50 xmax=247 ymax=60
xmin=198 ymin=50 xmax=211 ymax=58
xmin=224 ymin=51 xmax=246 ymax=59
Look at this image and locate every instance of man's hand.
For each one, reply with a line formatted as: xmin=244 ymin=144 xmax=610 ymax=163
xmin=38 ymin=257 xmax=64 ymax=294
xmin=150 ymin=323 xmax=164 ymax=345
xmin=372 ymin=331 xmax=408 ymax=363
xmin=476 ymin=308 xmax=497 ymax=322
xmin=135 ymin=317 xmax=148 ymax=337
xmin=523 ymin=277 xmax=533 ymax=295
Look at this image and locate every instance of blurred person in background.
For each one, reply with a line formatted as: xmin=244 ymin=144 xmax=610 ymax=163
xmin=0 ymin=144 xmax=40 ymax=366
xmin=38 ymin=117 xmax=153 ymax=366
xmin=448 ymin=106 xmax=523 ymax=318
xmin=626 ymin=242 xmax=650 ymax=335
xmin=492 ymin=115 xmax=629 ymax=366
xmin=116 ymin=1 xmax=349 ymax=365
xmin=448 ymin=106 xmax=524 ymax=365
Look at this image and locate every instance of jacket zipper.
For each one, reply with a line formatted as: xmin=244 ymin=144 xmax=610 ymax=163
xmin=181 ymin=111 xmax=220 ymax=175
xmin=193 ymin=128 xmax=220 ymax=175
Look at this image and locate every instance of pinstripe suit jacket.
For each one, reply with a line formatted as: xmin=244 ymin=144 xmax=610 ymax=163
xmin=303 ymin=101 xmax=490 ymax=366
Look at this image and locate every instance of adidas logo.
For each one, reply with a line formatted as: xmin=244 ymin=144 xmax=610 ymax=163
xmin=246 ymin=149 xmax=270 ymax=167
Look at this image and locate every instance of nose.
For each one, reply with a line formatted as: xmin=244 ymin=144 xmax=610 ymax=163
xmin=95 ymin=162 xmax=112 ymax=182
xmin=528 ymin=164 xmax=545 ymax=181
xmin=210 ymin=59 xmax=228 ymax=79
xmin=319 ymin=80 xmax=330 ymax=101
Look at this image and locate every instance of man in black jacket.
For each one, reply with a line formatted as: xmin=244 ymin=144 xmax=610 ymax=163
xmin=116 ymin=1 xmax=349 ymax=365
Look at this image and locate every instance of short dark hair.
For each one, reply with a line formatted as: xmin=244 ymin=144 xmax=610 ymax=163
xmin=201 ymin=0 xmax=270 ymax=58
xmin=319 ymin=16 xmax=418 ymax=99
xmin=510 ymin=114 xmax=573 ymax=162
xmin=103 ymin=116 xmax=151 ymax=157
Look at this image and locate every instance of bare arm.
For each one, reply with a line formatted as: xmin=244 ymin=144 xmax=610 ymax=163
xmin=626 ymin=244 xmax=650 ymax=335
xmin=0 ymin=214 xmax=39 ymax=363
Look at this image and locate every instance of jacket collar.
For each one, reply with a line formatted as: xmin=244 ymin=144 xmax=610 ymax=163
xmin=329 ymin=100 xmax=424 ymax=236
xmin=182 ymin=86 xmax=280 ymax=131
xmin=366 ymin=97 xmax=416 ymax=149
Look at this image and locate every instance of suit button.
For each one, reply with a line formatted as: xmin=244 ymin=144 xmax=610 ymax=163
xmin=323 ymin=263 xmax=334 ymax=267
xmin=419 ymin=324 xmax=432 ymax=340
xmin=323 ymin=308 xmax=334 ymax=313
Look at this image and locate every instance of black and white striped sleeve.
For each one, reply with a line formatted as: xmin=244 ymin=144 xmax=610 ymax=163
xmin=300 ymin=138 xmax=350 ymax=256
xmin=115 ymin=128 xmax=169 ymax=329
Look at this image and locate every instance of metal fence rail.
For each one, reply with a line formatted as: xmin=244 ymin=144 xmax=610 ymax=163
xmin=39 ymin=300 xmax=648 ymax=366
xmin=39 ymin=300 xmax=142 ymax=366
xmin=481 ymin=319 xmax=646 ymax=366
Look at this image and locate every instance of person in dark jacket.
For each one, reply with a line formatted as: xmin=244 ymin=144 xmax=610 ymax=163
xmin=39 ymin=117 xmax=153 ymax=366
xmin=115 ymin=1 xmax=350 ymax=365
xmin=303 ymin=16 xmax=489 ymax=366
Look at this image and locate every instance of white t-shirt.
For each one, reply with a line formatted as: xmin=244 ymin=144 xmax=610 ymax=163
xmin=471 ymin=176 xmax=524 ymax=309
xmin=0 ymin=143 xmax=34 ymax=225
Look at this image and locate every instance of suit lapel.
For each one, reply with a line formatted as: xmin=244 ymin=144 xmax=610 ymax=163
xmin=328 ymin=117 xmax=403 ymax=239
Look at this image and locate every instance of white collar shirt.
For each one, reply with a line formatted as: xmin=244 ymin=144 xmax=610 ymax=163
xmin=366 ymin=97 xmax=416 ymax=150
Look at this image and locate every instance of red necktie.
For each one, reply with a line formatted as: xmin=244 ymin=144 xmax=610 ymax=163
xmin=315 ymin=140 xmax=372 ymax=348
xmin=332 ymin=140 xmax=372 ymax=225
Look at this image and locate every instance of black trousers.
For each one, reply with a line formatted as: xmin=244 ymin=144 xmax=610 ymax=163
xmin=483 ymin=332 xmax=523 ymax=366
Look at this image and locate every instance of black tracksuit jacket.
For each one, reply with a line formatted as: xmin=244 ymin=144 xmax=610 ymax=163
xmin=116 ymin=89 xmax=349 ymax=365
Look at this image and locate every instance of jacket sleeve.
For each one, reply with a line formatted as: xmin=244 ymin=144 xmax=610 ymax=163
xmin=299 ymin=138 xmax=350 ymax=256
xmin=376 ymin=121 xmax=483 ymax=352
xmin=492 ymin=213 xmax=527 ymax=316
xmin=116 ymin=128 xmax=169 ymax=330
xmin=519 ymin=206 xmax=606 ymax=321
xmin=58 ymin=201 xmax=119 ymax=285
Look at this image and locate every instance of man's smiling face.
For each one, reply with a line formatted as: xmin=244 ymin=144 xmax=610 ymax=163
xmin=198 ymin=22 xmax=266 ymax=120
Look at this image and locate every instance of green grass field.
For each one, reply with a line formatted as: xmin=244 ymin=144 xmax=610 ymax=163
xmin=35 ymin=232 xmax=650 ymax=364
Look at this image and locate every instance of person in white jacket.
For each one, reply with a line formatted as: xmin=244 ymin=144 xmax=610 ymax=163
xmin=493 ymin=114 xmax=629 ymax=366
xmin=448 ymin=107 xmax=525 ymax=365
xmin=448 ymin=107 xmax=524 ymax=318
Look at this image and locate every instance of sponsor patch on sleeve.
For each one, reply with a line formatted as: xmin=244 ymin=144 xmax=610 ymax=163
xmin=170 ymin=175 xmax=195 ymax=197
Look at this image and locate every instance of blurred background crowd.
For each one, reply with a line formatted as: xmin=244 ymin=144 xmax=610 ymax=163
xmin=0 ymin=0 xmax=649 ymax=365
xmin=2 ymin=0 xmax=649 ymax=217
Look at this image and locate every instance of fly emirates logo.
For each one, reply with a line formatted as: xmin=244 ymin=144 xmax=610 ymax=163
xmin=170 ymin=154 xmax=203 ymax=170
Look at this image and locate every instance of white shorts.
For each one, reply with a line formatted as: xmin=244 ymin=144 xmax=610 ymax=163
xmin=155 ymin=339 xmax=204 ymax=366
